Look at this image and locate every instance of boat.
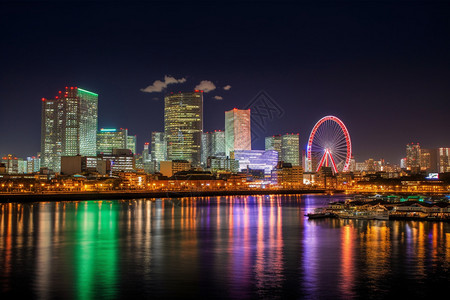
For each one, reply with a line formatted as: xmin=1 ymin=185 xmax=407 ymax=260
xmin=336 ymin=207 xmax=389 ymax=220
xmin=306 ymin=208 xmax=336 ymax=219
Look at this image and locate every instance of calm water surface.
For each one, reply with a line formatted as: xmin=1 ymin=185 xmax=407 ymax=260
xmin=1 ymin=194 xmax=449 ymax=299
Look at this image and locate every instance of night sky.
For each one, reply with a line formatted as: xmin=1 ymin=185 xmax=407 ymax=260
xmin=1 ymin=1 xmax=449 ymax=163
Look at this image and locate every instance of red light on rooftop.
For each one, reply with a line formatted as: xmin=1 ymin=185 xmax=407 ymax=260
xmin=70 ymin=87 xmax=73 ymax=89
xmin=59 ymin=91 xmax=62 ymax=93
xmin=41 ymin=98 xmax=45 ymax=101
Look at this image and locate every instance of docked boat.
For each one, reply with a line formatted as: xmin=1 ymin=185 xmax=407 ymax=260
xmin=336 ymin=206 xmax=389 ymax=220
xmin=306 ymin=208 xmax=336 ymax=219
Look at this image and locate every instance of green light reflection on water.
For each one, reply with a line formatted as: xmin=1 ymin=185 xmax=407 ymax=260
xmin=75 ymin=201 xmax=118 ymax=300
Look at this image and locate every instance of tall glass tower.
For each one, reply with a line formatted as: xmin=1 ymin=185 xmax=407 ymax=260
xmin=41 ymin=87 xmax=98 ymax=172
xmin=281 ymin=133 xmax=300 ymax=166
xmin=225 ymin=108 xmax=251 ymax=157
xmin=151 ymin=131 xmax=167 ymax=172
xmin=164 ymin=91 xmax=203 ymax=166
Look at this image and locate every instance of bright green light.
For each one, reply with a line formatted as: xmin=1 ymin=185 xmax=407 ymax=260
xmin=100 ymin=128 xmax=117 ymax=132
xmin=78 ymin=88 xmax=98 ymax=96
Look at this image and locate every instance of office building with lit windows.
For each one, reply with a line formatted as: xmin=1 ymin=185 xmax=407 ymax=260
xmin=265 ymin=135 xmax=282 ymax=156
xmin=282 ymin=134 xmax=300 ymax=166
xmin=406 ymin=143 xmax=421 ymax=173
xmin=97 ymin=128 xmax=127 ymax=154
xmin=202 ymin=130 xmax=226 ymax=166
xmin=164 ymin=91 xmax=203 ymax=166
xmin=265 ymin=134 xmax=300 ymax=166
xmin=438 ymin=147 xmax=450 ymax=173
xmin=225 ymin=108 xmax=251 ymax=157
xmin=151 ymin=132 xmax=167 ymax=172
xmin=41 ymin=87 xmax=98 ymax=172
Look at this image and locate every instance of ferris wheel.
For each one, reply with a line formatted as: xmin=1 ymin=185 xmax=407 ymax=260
xmin=306 ymin=116 xmax=352 ymax=173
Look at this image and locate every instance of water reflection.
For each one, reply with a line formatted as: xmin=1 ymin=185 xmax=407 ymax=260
xmin=0 ymin=196 xmax=449 ymax=299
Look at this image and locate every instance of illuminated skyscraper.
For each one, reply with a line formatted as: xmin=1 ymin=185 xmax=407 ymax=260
xmin=420 ymin=148 xmax=438 ymax=172
xmin=212 ymin=130 xmax=226 ymax=157
xmin=281 ymin=134 xmax=300 ymax=166
xmin=201 ymin=132 xmax=213 ymax=166
xmin=266 ymin=133 xmax=300 ymax=166
xmin=202 ymin=130 xmax=226 ymax=166
xmin=151 ymin=131 xmax=167 ymax=172
xmin=438 ymin=147 xmax=450 ymax=173
xmin=225 ymin=108 xmax=251 ymax=157
xmin=164 ymin=91 xmax=203 ymax=166
xmin=127 ymin=135 xmax=137 ymax=154
xmin=41 ymin=87 xmax=98 ymax=172
xmin=97 ymin=128 xmax=128 ymax=154
xmin=406 ymin=143 xmax=421 ymax=173
xmin=265 ymin=135 xmax=282 ymax=157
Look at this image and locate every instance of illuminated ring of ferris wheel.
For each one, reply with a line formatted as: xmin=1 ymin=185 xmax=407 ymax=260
xmin=307 ymin=115 xmax=352 ymax=173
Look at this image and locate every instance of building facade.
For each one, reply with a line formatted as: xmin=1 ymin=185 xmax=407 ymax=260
xmin=164 ymin=92 xmax=203 ymax=166
xmin=438 ymin=147 xmax=450 ymax=173
xmin=406 ymin=143 xmax=421 ymax=173
xmin=41 ymin=87 xmax=98 ymax=172
xmin=265 ymin=135 xmax=282 ymax=157
xmin=281 ymin=133 xmax=300 ymax=166
xmin=151 ymin=132 xmax=167 ymax=172
xmin=225 ymin=109 xmax=251 ymax=157
xmin=231 ymin=150 xmax=278 ymax=175
xmin=97 ymin=128 xmax=128 ymax=154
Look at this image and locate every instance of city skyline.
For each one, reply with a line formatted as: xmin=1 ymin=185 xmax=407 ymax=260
xmin=1 ymin=1 xmax=450 ymax=162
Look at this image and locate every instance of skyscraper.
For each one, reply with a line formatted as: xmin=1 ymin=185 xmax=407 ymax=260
xmin=151 ymin=131 xmax=167 ymax=172
xmin=438 ymin=147 xmax=450 ymax=173
xmin=41 ymin=87 xmax=98 ymax=172
xmin=265 ymin=135 xmax=282 ymax=156
xmin=266 ymin=134 xmax=300 ymax=166
xmin=164 ymin=91 xmax=203 ymax=166
xmin=201 ymin=130 xmax=226 ymax=166
xmin=127 ymin=135 xmax=137 ymax=154
xmin=212 ymin=130 xmax=226 ymax=157
xmin=97 ymin=128 xmax=128 ymax=154
xmin=406 ymin=143 xmax=421 ymax=173
xmin=281 ymin=134 xmax=300 ymax=166
xmin=225 ymin=108 xmax=251 ymax=157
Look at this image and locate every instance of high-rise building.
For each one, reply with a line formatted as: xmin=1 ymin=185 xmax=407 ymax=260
xmin=281 ymin=133 xmax=300 ymax=166
xmin=201 ymin=132 xmax=213 ymax=166
xmin=97 ymin=128 xmax=136 ymax=155
xmin=212 ymin=130 xmax=226 ymax=157
xmin=26 ymin=156 xmax=41 ymax=173
xmin=41 ymin=87 xmax=98 ymax=172
xmin=406 ymin=143 xmax=421 ymax=173
xmin=225 ymin=108 xmax=251 ymax=157
xmin=420 ymin=148 xmax=438 ymax=172
xmin=127 ymin=135 xmax=137 ymax=154
xmin=265 ymin=135 xmax=282 ymax=156
xmin=97 ymin=128 xmax=128 ymax=154
xmin=201 ymin=130 xmax=226 ymax=166
xmin=164 ymin=91 xmax=203 ymax=166
xmin=438 ymin=147 xmax=450 ymax=173
xmin=151 ymin=132 xmax=167 ymax=172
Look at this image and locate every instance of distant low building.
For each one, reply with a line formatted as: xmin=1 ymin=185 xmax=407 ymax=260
xmin=271 ymin=162 xmax=303 ymax=188
xmin=231 ymin=150 xmax=278 ymax=175
xmin=159 ymin=160 xmax=191 ymax=177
